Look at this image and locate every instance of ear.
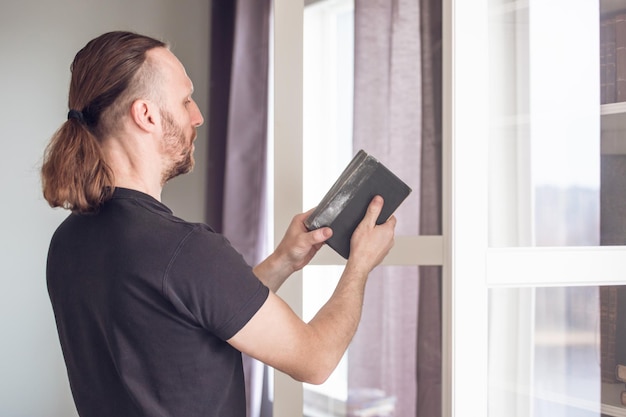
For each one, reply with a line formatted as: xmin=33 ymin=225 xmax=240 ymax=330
xmin=129 ymin=99 xmax=159 ymax=133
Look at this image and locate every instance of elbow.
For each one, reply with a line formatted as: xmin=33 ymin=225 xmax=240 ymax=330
xmin=289 ymin=354 xmax=338 ymax=385
xmin=293 ymin=367 xmax=333 ymax=385
xmin=278 ymin=323 xmax=348 ymax=385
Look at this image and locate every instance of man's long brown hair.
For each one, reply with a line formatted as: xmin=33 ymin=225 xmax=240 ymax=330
xmin=41 ymin=31 xmax=166 ymax=213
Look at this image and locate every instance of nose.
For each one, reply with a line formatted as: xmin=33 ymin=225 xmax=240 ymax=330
xmin=191 ymin=101 xmax=204 ymax=127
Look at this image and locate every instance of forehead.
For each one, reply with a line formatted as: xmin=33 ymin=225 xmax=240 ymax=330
xmin=148 ymin=47 xmax=193 ymax=93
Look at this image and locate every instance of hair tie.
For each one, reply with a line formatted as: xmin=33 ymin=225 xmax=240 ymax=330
xmin=67 ymin=109 xmax=85 ymax=123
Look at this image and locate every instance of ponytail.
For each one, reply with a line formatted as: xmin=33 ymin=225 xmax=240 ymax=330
xmin=40 ymin=31 xmax=167 ymax=213
xmin=41 ymin=117 xmax=114 ymax=213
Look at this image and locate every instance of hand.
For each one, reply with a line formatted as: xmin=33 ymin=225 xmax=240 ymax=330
xmin=273 ymin=209 xmax=333 ymax=274
xmin=347 ymin=196 xmax=396 ymax=273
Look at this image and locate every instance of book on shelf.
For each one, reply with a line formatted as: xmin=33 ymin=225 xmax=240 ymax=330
xmin=601 ymin=286 xmax=619 ymax=383
xmin=617 ymin=363 xmax=626 ymax=383
xmin=304 ymin=149 xmax=412 ymax=259
xmin=600 ymin=13 xmax=626 ymax=104
xmin=601 ymin=285 xmax=626 ymax=384
xmin=616 ymin=14 xmax=626 ymax=102
xmin=602 ymin=15 xmax=617 ymax=103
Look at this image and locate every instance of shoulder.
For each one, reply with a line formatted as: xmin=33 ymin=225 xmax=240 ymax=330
xmin=163 ymin=225 xmax=269 ymax=339
xmin=168 ymin=225 xmax=250 ymax=276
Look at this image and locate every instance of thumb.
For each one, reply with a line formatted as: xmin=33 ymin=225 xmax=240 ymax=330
xmin=311 ymin=227 xmax=333 ymax=244
xmin=362 ymin=195 xmax=384 ymax=226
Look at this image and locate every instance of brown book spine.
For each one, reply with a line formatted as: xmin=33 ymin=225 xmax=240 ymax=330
xmin=617 ymin=363 xmax=626 ymax=382
xmin=602 ymin=18 xmax=608 ymax=104
xmin=602 ymin=17 xmax=618 ymax=104
xmin=615 ymin=14 xmax=626 ymax=101
xmin=601 ymin=286 xmax=618 ymax=383
xmin=606 ymin=16 xmax=617 ymax=104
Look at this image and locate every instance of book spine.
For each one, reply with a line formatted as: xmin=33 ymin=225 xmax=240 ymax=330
xmin=304 ymin=151 xmax=374 ymax=230
xmin=304 ymin=150 xmax=369 ymax=229
xmin=607 ymin=16 xmax=617 ymax=104
xmin=617 ymin=363 xmax=626 ymax=382
xmin=615 ymin=14 xmax=626 ymax=102
xmin=602 ymin=18 xmax=608 ymax=104
xmin=601 ymin=286 xmax=619 ymax=383
xmin=602 ymin=17 xmax=618 ymax=104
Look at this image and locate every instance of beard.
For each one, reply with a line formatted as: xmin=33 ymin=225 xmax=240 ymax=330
xmin=160 ymin=109 xmax=196 ymax=184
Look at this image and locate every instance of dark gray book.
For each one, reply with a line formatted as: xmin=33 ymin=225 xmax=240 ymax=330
xmin=304 ymin=150 xmax=412 ymax=259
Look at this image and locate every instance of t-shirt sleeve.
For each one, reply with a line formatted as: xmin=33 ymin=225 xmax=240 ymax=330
xmin=163 ymin=225 xmax=269 ymax=340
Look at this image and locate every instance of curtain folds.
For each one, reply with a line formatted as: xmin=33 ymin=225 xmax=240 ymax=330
xmin=351 ymin=0 xmax=442 ymax=416
xmin=222 ymin=0 xmax=271 ymax=267
xmin=208 ymin=1 xmax=272 ymax=416
xmin=350 ymin=2 xmax=421 ymax=416
xmin=417 ymin=0 xmax=443 ymax=415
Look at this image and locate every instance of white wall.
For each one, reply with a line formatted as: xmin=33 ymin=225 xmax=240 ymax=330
xmin=0 ymin=1 xmax=210 ymax=416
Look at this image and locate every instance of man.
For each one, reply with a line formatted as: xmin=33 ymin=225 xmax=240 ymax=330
xmin=41 ymin=31 xmax=396 ymax=417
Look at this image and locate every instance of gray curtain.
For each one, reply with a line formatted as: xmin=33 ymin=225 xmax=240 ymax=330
xmin=417 ymin=0 xmax=442 ymax=414
xmin=207 ymin=1 xmax=272 ymax=416
xmin=222 ymin=0 xmax=271 ymax=267
xmin=349 ymin=0 xmax=441 ymax=416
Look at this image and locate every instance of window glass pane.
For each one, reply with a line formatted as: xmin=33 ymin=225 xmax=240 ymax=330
xmin=303 ymin=266 xmax=428 ymax=416
xmin=302 ymin=2 xmax=355 ymax=415
xmin=488 ymin=0 xmax=601 ymax=247
xmin=302 ymin=266 xmax=348 ymax=416
xmin=348 ymin=266 xmax=421 ymax=416
xmin=303 ymin=0 xmax=354 ymax=210
xmin=302 ymin=0 xmax=440 ymax=415
xmin=488 ymin=285 xmax=626 ymax=416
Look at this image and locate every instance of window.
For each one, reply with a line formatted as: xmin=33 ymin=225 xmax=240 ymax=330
xmin=272 ymin=0 xmax=443 ymax=414
xmin=302 ymin=1 xmax=354 ymax=415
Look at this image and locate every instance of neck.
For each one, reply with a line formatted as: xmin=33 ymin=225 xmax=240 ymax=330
xmin=101 ymin=135 xmax=164 ymax=202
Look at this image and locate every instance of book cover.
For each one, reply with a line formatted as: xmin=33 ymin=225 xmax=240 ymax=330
xmin=304 ymin=149 xmax=412 ymax=259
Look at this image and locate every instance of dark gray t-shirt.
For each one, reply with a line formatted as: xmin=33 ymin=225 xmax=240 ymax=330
xmin=47 ymin=188 xmax=269 ymax=417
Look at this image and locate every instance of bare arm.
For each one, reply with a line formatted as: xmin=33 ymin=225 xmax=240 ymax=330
xmin=229 ymin=196 xmax=395 ymax=384
xmin=253 ymin=208 xmax=332 ymax=292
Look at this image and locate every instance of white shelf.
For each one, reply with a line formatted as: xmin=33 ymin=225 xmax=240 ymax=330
xmin=601 ymin=103 xmax=626 ymax=154
xmin=601 ymin=102 xmax=626 ymax=133
xmin=602 ymin=383 xmax=626 ymax=417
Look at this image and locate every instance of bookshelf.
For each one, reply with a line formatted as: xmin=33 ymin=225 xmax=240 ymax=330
xmin=600 ymin=3 xmax=626 ymax=417
xmin=600 ymin=0 xmax=626 ymax=115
